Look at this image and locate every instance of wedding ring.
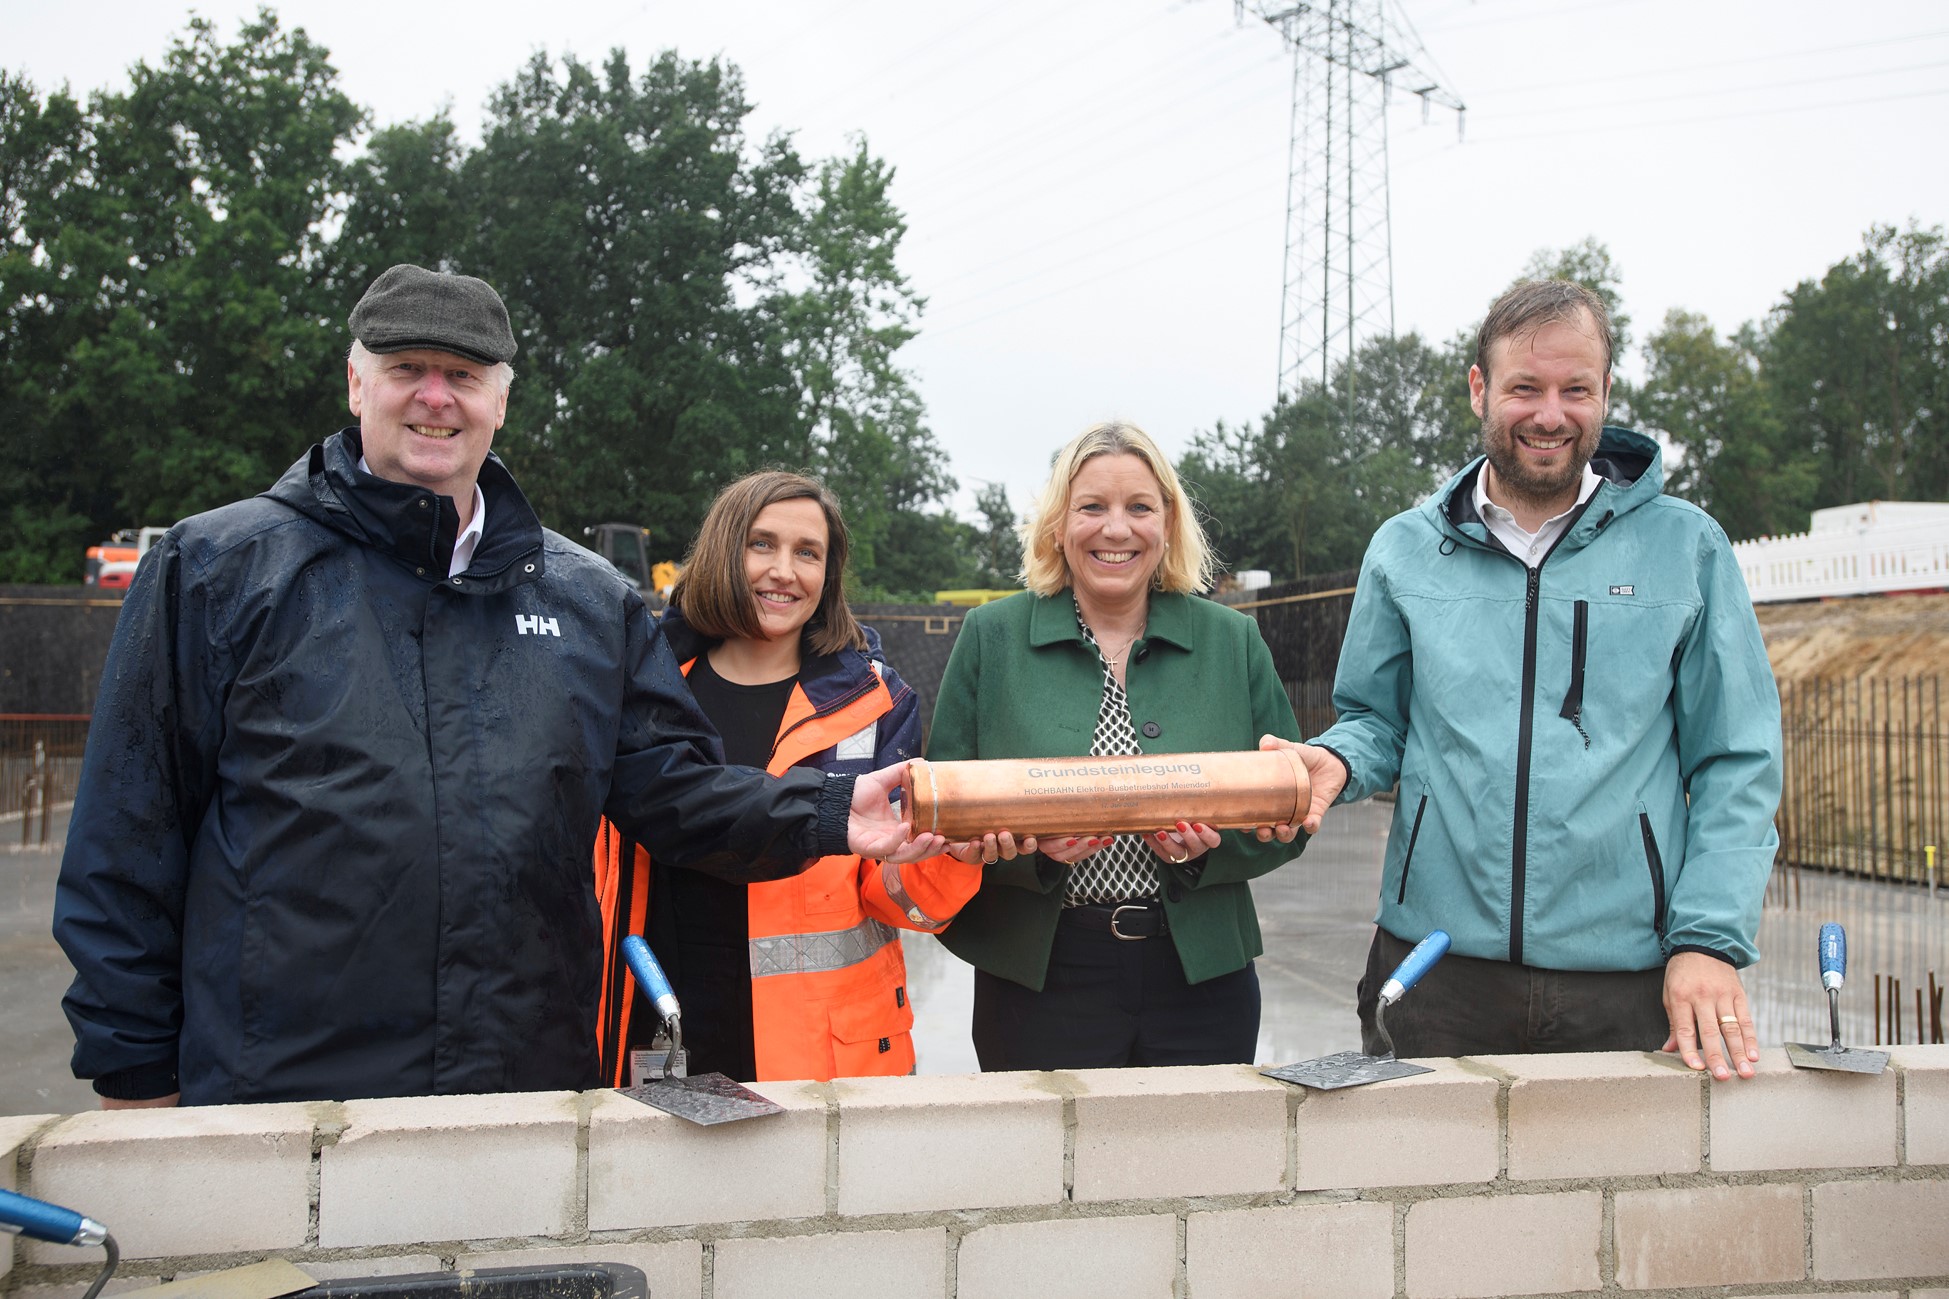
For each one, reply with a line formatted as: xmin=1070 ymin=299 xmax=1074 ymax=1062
xmin=1718 ymin=1015 xmax=1740 ymax=1025
xmin=1167 ymin=847 xmax=1190 ymax=865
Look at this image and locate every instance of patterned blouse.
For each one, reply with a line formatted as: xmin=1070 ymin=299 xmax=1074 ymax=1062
xmin=1065 ymin=604 xmax=1161 ymax=905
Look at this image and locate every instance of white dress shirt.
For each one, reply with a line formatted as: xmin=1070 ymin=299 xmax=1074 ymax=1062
xmin=1474 ymin=463 xmax=1601 ymax=568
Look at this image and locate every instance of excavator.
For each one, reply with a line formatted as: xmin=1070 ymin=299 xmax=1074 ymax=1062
xmin=585 ymin=523 xmax=677 ymax=609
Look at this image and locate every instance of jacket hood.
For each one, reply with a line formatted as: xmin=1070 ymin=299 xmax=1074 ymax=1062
xmin=1431 ymin=425 xmax=1665 ymax=551
xmin=263 ymin=428 xmax=544 ymax=588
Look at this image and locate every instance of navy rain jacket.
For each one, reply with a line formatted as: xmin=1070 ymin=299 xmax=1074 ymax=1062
xmin=54 ymin=429 xmax=853 ymax=1105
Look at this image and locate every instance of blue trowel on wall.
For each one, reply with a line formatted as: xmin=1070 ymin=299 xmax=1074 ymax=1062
xmin=614 ymin=935 xmax=784 ymax=1125
xmin=1261 ymin=929 xmax=1452 ymax=1090
xmin=1785 ymin=922 xmax=1889 ymax=1074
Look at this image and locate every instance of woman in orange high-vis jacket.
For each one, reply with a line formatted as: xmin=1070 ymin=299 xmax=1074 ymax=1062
xmin=595 ymin=471 xmax=982 ymax=1084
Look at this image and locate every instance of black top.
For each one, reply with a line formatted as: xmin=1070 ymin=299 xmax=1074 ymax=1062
xmin=646 ymin=651 xmax=796 ymax=1081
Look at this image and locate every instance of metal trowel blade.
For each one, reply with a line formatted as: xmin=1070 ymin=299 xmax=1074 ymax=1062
xmin=1261 ymin=1051 xmax=1435 ymax=1091
xmin=1784 ymin=1040 xmax=1889 ymax=1074
xmin=618 ymin=1072 xmax=785 ymax=1124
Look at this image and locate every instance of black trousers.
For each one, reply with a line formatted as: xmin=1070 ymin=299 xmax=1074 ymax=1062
xmin=972 ymin=908 xmax=1261 ymax=1071
xmin=1357 ymin=926 xmax=1670 ymax=1058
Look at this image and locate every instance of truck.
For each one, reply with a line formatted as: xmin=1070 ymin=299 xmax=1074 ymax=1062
xmin=83 ymin=527 xmax=169 ymax=590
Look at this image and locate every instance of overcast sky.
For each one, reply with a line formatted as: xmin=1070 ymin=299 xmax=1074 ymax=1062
xmin=12 ymin=0 xmax=1948 ymax=532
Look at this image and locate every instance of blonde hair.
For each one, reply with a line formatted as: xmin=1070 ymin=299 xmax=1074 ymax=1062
xmin=1020 ymin=421 xmax=1213 ymax=597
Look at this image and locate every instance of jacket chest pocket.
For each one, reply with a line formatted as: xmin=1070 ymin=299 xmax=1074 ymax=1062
xmin=1570 ymin=599 xmax=1695 ymax=735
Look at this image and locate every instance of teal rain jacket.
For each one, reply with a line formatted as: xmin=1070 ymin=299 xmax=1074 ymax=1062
xmin=1312 ymin=428 xmax=1782 ymax=973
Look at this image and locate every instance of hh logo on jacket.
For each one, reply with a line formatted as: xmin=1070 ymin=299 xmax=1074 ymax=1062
xmin=515 ymin=615 xmax=561 ymax=637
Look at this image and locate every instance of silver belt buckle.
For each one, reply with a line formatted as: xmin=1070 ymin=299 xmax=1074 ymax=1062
xmin=1110 ymin=904 xmax=1148 ymax=940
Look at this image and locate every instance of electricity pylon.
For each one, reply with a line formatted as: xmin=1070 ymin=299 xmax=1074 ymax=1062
xmin=1236 ymin=2 xmax=1464 ymax=405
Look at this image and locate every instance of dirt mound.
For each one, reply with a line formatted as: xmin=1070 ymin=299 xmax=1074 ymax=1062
xmin=1758 ymin=592 xmax=1949 ymax=680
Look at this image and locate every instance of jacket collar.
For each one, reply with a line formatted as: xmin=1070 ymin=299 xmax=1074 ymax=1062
xmin=266 ymin=428 xmax=545 ymax=589
xmin=1434 ymin=426 xmax=1664 ymax=551
xmin=659 ymin=603 xmax=882 ymax=714
xmin=1027 ymin=589 xmax=1199 ymax=654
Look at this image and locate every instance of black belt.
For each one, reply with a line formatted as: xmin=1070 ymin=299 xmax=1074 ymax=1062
xmin=1062 ymin=899 xmax=1169 ymax=940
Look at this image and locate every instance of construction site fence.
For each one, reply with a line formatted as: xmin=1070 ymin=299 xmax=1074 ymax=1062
xmin=1773 ymin=674 xmax=1945 ymax=885
xmin=1 ymin=713 xmax=88 ymax=844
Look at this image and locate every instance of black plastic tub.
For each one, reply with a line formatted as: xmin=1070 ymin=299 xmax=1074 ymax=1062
xmin=297 ymin=1264 xmax=648 ymax=1299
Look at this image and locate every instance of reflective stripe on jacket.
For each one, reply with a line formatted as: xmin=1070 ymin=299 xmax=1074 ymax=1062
xmin=596 ymin=615 xmax=980 ymax=1083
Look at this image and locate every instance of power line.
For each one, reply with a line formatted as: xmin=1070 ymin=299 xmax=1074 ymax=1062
xmin=894 ymin=31 xmax=1286 ymax=232
xmin=917 ymin=204 xmax=1280 ymax=342
xmin=1460 ymin=26 xmax=1949 ymax=97
xmin=1405 ymin=84 xmax=1949 ymax=147
xmin=1464 ymin=57 xmax=1949 ymax=121
xmin=902 ymin=50 xmax=1290 ymax=252
xmin=1235 ymin=1 xmax=1466 ymax=403
xmin=920 ymin=155 xmax=1283 ymax=312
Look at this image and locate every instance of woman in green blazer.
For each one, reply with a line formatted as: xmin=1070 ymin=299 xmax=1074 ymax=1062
xmin=931 ymin=421 xmax=1306 ymax=1070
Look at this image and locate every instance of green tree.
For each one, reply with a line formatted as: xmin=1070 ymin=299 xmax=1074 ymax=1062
xmin=1759 ymin=223 xmax=1949 ymax=505
xmin=341 ymin=52 xmax=958 ymax=585
xmin=1638 ymin=309 xmax=1814 ymax=540
xmin=436 ymin=50 xmax=808 ymax=556
xmin=0 ymin=13 xmax=362 ymax=581
xmin=0 ymin=71 xmax=101 ymax=580
xmin=1179 ymin=331 xmax=1468 ymax=579
xmin=776 ymin=143 xmax=952 ymax=584
xmin=336 ymin=116 xmax=468 ymax=285
xmin=968 ymin=482 xmax=1023 ymax=588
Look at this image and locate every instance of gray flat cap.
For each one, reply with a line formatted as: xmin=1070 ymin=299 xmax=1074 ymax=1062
xmin=349 ymin=264 xmax=517 ymax=365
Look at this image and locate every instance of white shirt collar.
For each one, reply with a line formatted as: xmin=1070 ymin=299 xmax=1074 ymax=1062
xmin=1473 ymin=462 xmax=1602 ymax=566
xmin=358 ymin=455 xmax=487 ymax=577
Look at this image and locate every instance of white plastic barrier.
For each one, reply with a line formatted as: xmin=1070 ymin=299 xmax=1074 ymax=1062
xmin=1734 ymin=520 xmax=1949 ymax=603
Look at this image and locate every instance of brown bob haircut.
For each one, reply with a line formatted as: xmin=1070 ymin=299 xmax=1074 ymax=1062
xmin=1474 ymin=279 xmax=1615 ymax=384
xmin=669 ymin=469 xmax=866 ymax=657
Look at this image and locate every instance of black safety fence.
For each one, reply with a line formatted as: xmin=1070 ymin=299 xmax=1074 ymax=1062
xmin=1761 ymin=674 xmax=1945 ymax=1047
xmin=1772 ymin=675 xmax=1945 ymax=886
xmin=1220 ymin=570 xmax=1359 ymax=737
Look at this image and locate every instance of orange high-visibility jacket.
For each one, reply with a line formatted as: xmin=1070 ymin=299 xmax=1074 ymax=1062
xmin=595 ymin=615 xmax=980 ymax=1084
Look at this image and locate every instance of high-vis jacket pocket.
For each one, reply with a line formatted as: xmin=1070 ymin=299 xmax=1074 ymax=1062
xmin=828 ymin=987 xmax=917 ymax=1076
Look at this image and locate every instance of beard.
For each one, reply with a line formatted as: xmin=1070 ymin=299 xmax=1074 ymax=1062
xmin=1480 ymin=407 xmax=1600 ymax=513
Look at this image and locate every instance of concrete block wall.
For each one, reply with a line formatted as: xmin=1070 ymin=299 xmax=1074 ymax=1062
xmin=2 ymin=1046 xmax=1944 ymax=1299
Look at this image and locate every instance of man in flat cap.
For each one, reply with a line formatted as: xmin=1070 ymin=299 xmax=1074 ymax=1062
xmin=54 ymin=265 xmax=936 ymax=1107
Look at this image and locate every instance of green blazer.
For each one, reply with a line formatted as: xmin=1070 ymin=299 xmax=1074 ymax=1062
xmin=930 ymin=590 xmax=1306 ymax=990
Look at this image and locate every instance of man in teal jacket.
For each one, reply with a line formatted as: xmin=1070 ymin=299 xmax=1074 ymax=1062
xmin=1273 ymin=279 xmax=1781 ymax=1082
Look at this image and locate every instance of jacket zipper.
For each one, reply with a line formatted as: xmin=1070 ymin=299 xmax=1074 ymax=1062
xmin=1558 ymin=599 xmax=1589 ymax=749
xmin=1451 ymin=482 xmax=1604 ymax=970
xmin=1397 ymin=794 xmax=1428 ymax=905
xmin=1511 ymin=564 xmax=1540 ymax=967
xmin=1639 ymin=811 xmax=1668 ymax=937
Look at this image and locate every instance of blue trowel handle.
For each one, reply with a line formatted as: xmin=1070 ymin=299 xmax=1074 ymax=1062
xmin=621 ymin=935 xmax=683 ymax=1026
xmin=1818 ymin=922 xmax=1847 ymax=992
xmin=0 ymin=1187 xmax=107 ymax=1247
xmin=1378 ymin=929 xmax=1451 ymax=1006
